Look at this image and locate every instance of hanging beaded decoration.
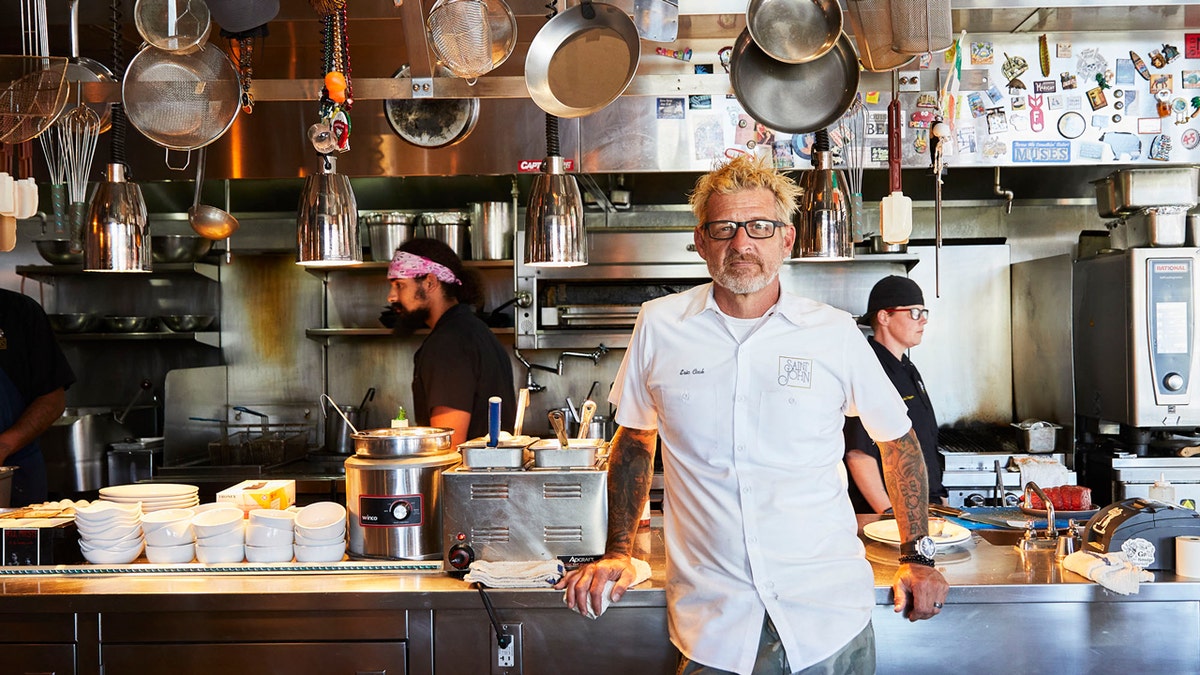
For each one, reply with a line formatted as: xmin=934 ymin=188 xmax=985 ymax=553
xmin=319 ymin=6 xmax=353 ymax=153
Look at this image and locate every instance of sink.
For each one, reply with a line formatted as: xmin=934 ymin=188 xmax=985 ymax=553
xmin=975 ymin=528 xmax=1074 ymax=549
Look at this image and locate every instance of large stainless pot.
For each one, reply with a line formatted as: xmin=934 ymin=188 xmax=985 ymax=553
xmin=345 ymin=427 xmax=460 ymax=560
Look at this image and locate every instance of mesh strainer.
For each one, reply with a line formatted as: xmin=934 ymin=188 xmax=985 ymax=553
xmin=844 ymin=0 xmax=914 ymax=72
xmin=122 ymin=43 xmax=240 ymax=163
xmin=890 ymin=0 xmax=953 ymax=55
xmin=427 ymin=0 xmax=495 ymax=80
xmin=0 ymin=55 xmax=69 ymax=144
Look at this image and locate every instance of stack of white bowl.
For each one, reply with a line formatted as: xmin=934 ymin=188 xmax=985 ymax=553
xmin=141 ymin=508 xmax=196 ymax=563
xmin=99 ymin=483 xmax=200 ymax=513
xmin=192 ymin=507 xmax=246 ymax=563
xmin=245 ymin=509 xmax=296 ymax=562
xmin=293 ymin=502 xmax=348 ymax=562
xmin=75 ymin=501 xmax=144 ymax=564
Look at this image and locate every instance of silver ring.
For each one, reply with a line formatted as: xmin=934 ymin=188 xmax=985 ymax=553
xmin=933 ymin=602 xmax=944 ymax=609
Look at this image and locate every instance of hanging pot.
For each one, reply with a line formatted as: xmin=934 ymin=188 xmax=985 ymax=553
xmin=729 ymin=28 xmax=859 ymax=135
xmin=524 ymin=0 xmax=641 ymax=119
xmin=121 ymin=42 xmax=241 ymax=169
xmin=383 ymin=65 xmax=479 ymax=149
xmin=746 ymin=0 xmax=842 ymax=64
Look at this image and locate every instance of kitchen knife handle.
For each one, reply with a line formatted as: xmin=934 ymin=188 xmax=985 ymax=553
xmin=578 ymin=399 xmax=597 ymax=439
xmin=487 ymin=396 xmax=501 ymax=447
xmin=548 ymin=409 xmax=570 ymax=447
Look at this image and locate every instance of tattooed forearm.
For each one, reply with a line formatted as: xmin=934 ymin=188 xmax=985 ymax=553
xmin=878 ymin=428 xmax=930 ymax=542
xmin=605 ymin=426 xmax=657 ymax=558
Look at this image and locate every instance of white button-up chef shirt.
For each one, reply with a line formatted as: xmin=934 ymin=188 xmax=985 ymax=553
xmin=611 ymin=284 xmax=912 ymax=674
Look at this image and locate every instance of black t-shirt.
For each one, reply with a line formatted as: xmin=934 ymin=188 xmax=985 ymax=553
xmin=843 ymin=336 xmax=944 ymax=513
xmin=411 ymin=303 xmax=516 ymax=440
xmin=0 ymin=290 xmax=76 ymax=407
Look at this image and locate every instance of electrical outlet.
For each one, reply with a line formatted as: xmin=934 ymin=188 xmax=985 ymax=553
xmin=491 ymin=622 xmax=523 ymax=674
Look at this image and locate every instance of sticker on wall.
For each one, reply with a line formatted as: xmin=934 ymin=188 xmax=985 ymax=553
xmin=986 ymin=85 xmax=1004 ymax=104
xmin=1151 ymin=44 xmax=1180 ymax=68
xmin=867 ymin=110 xmax=888 ymax=136
xmin=1139 ymin=117 xmax=1164 ymax=134
xmin=1056 ymin=42 xmax=1072 ymax=59
xmin=1116 ymin=59 xmax=1134 ymax=85
xmin=919 ymin=53 xmax=933 ymax=69
xmin=1173 ymin=97 xmax=1190 ymax=124
xmin=1046 ymin=94 xmax=1064 ymax=110
xmin=1185 ymin=71 xmax=1200 ymax=89
xmin=1029 ymin=94 xmax=1045 ymax=132
xmin=1008 ymin=79 xmax=1027 ymax=94
xmin=1076 ymin=48 xmax=1107 ymax=82
xmin=657 ymin=98 xmax=686 ymax=119
xmin=913 ymin=128 xmax=929 ymax=153
xmin=692 ymin=115 xmax=724 ymax=161
xmin=968 ymin=92 xmax=987 ymax=117
xmin=1034 ymin=80 xmax=1056 ymax=94
xmin=791 ymin=133 xmax=815 ymax=162
xmin=1038 ymin=35 xmax=1050 ymax=77
xmin=916 ymin=93 xmax=939 ymax=108
xmin=971 ymin=41 xmax=994 ymax=65
xmin=1057 ymin=111 xmax=1086 ymax=139
xmin=956 ymin=126 xmax=978 ymax=154
xmin=1079 ymin=141 xmax=1106 ymax=160
xmin=1065 ymin=93 xmax=1083 ymax=109
xmin=1011 ymin=96 xmax=1027 ymax=111
xmin=870 ymin=147 xmax=889 ymax=163
xmin=1100 ymin=131 xmax=1142 ymax=160
xmin=910 ymin=109 xmax=936 ymax=128
xmin=1012 ymin=140 xmax=1070 ymax=163
xmin=1130 ymin=51 xmax=1151 ymax=80
xmin=1091 ymin=114 xmax=1110 ymax=129
xmin=773 ymin=141 xmax=794 ymax=169
xmin=1149 ymin=134 xmax=1173 ymax=160
xmin=689 ymin=95 xmax=712 ymax=110
xmin=1087 ymin=87 xmax=1108 ymax=110
xmin=1008 ymin=113 xmax=1027 ymax=131
xmin=986 ymin=108 xmax=1009 ymax=134
xmin=1061 ymin=72 xmax=1078 ymax=90
xmin=1150 ymin=74 xmax=1173 ymax=96
xmin=1183 ymin=128 xmax=1200 ymax=149
xmin=1124 ymin=90 xmax=1138 ymax=109
xmin=1002 ymin=52 xmax=1029 ymax=83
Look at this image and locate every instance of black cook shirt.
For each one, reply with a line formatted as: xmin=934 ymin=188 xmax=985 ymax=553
xmin=843 ymin=336 xmax=944 ymax=513
xmin=0 ymin=290 xmax=76 ymax=407
xmin=411 ymin=303 xmax=516 ymax=440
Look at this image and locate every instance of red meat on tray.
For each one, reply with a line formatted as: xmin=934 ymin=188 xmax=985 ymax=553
xmin=1026 ymin=485 xmax=1093 ymax=511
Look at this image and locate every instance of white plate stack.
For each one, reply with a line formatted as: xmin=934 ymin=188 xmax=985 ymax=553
xmin=75 ymin=501 xmax=145 ymax=564
xmin=293 ymin=502 xmax=348 ymax=562
xmin=99 ymin=483 xmax=200 ymax=513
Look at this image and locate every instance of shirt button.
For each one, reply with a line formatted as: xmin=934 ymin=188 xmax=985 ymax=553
xmin=788 ymin=397 xmax=796 ymax=405
xmin=682 ymin=392 xmax=690 ymax=400
xmin=750 ymin=537 xmax=758 ymax=544
xmin=736 ymin=394 xmax=745 ymax=403
xmin=743 ymin=487 xmax=751 ymax=494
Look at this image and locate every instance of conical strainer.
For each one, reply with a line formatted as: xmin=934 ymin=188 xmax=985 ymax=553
xmin=427 ymin=0 xmax=494 ymax=80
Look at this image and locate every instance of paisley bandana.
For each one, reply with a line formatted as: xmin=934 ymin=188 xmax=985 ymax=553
xmin=387 ymin=250 xmax=462 ymax=285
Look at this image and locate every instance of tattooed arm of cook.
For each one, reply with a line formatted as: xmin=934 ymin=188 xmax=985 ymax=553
xmin=605 ymin=426 xmax=658 ymax=559
xmin=877 ymin=428 xmax=930 ymax=542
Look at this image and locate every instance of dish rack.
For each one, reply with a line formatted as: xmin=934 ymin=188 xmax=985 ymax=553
xmin=207 ymin=423 xmax=315 ymax=466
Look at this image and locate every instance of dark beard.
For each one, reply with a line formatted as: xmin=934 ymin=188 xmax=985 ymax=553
xmin=390 ymin=304 xmax=431 ymax=337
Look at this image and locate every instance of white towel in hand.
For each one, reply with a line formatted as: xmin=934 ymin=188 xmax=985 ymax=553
xmin=1063 ymin=551 xmax=1153 ymax=595
xmin=564 ymin=557 xmax=652 ymax=620
xmin=465 ymin=560 xmax=564 ymax=588
xmin=1013 ymin=456 xmax=1070 ymax=491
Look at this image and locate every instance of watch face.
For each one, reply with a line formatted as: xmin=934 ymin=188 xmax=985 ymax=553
xmin=917 ymin=535 xmax=938 ymax=558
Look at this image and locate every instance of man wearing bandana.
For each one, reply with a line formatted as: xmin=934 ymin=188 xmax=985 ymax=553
xmin=387 ymin=239 xmax=517 ymax=448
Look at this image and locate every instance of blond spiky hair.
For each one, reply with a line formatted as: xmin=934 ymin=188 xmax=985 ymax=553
xmin=687 ymin=153 xmax=802 ymax=224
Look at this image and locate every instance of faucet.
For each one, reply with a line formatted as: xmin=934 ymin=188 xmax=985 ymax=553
xmin=1020 ymin=481 xmax=1059 ymax=551
xmin=513 ymin=345 xmax=611 ymax=394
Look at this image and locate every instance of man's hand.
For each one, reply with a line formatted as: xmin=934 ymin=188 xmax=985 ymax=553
xmin=554 ymin=555 xmax=637 ymax=618
xmin=892 ymin=563 xmax=949 ymax=621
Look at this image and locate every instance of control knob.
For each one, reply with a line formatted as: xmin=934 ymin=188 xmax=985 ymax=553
xmin=390 ymin=500 xmax=411 ymax=520
xmin=1164 ymin=373 xmax=1185 ymax=392
xmin=447 ymin=543 xmax=475 ymax=570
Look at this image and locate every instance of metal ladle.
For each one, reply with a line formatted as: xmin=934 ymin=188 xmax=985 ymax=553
xmin=188 ymin=146 xmax=239 ymax=240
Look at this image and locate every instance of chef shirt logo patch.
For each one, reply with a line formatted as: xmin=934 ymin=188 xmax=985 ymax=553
xmin=778 ymin=356 xmax=812 ymax=388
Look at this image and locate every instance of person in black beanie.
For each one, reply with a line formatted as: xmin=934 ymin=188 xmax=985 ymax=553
xmin=844 ymin=275 xmax=947 ymax=513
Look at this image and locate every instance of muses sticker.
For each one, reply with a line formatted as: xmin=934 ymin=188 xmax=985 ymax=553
xmin=778 ymin=356 xmax=812 ymax=388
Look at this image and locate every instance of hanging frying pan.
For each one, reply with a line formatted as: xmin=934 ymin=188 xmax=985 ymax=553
xmin=746 ymin=0 xmax=841 ymax=64
xmin=729 ymin=28 xmax=859 ymax=135
xmin=525 ymin=0 xmax=641 ymax=119
xmin=64 ymin=0 xmax=115 ymax=133
xmin=383 ymin=65 xmax=480 ymax=149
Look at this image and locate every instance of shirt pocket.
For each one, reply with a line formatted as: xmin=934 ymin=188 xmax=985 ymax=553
xmin=758 ymin=389 xmax=845 ymax=469
xmin=655 ymin=385 xmax=721 ymax=457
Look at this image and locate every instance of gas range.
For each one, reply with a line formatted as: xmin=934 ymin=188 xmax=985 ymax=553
xmin=938 ymin=428 xmax=1075 ymax=508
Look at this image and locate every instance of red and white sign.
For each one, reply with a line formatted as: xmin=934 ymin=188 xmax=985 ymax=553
xmin=518 ymin=159 xmax=575 ymax=173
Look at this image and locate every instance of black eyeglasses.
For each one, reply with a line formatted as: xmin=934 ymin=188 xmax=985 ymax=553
xmin=702 ymin=219 xmax=785 ymax=240
xmin=886 ymin=307 xmax=930 ymax=320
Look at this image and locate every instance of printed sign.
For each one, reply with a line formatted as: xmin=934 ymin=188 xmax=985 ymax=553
xmin=1012 ymin=140 xmax=1071 ymax=163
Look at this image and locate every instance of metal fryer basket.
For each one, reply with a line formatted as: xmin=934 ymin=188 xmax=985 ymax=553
xmin=207 ymin=423 xmax=314 ymax=466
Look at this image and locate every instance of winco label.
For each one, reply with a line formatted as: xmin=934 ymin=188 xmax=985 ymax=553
xmin=518 ymin=159 xmax=575 ymax=172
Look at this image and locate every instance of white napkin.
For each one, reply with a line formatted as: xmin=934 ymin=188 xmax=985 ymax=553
xmin=465 ymin=559 xmax=564 ymax=588
xmin=563 ymin=557 xmax=652 ymax=620
xmin=1063 ymin=551 xmax=1153 ymax=595
xmin=1012 ymin=456 xmax=1070 ymax=492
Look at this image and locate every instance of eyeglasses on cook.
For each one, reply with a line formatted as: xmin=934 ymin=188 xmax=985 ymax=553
xmin=702 ymin=219 xmax=785 ymax=240
xmin=886 ymin=307 xmax=930 ymax=320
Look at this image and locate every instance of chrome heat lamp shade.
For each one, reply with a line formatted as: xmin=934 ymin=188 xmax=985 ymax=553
xmin=525 ymin=155 xmax=586 ymax=267
xmin=84 ymin=163 xmax=151 ymax=272
xmin=297 ymin=156 xmax=363 ymax=267
xmin=795 ymin=129 xmax=853 ymax=261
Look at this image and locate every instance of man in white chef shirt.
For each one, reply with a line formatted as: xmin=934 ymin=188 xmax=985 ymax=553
xmin=558 ymin=154 xmax=948 ymax=674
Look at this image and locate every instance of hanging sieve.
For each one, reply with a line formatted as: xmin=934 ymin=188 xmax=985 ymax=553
xmin=121 ymin=42 xmax=241 ymax=169
xmin=0 ymin=55 xmax=69 ymax=144
xmin=889 ymin=0 xmax=952 ymax=55
xmin=134 ymin=0 xmax=213 ymax=54
xmin=844 ymin=0 xmax=915 ymax=72
xmin=426 ymin=0 xmax=495 ymax=81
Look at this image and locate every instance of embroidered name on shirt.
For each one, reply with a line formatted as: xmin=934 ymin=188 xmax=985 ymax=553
xmin=777 ymin=356 xmax=812 ymax=388
xmin=679 ymin=368 xmax=705 ymax=375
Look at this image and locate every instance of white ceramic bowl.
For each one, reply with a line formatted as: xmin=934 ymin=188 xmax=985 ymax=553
xmin=245 ymin=544 xmax=294 ymax=563
xmin=249 ymin=509 xmax=297 ymax=530
xmin=76 ymin=519 xmax=142 ymax=540
xmin=75 ymin=500 xmax=142 ymax=521
xmin=294 ymin=520 xmax=347 ymax=541
xmin=79 ymin=532 xmax=144 ymax=552
xmin=78 ymin=525 xmax=143 ymax=548
xmin=195 ymin=544 xmax=244 ymax=564
xmin=293 ymin=541 xmax=346 ymax=563
xmin=293 ymin=529 xmax=345 ymax=547
xmin=294 ymin=502 xmax=347 ymax=530
xmin=81 ymin=540 xmax=144 ymax=564
xmin=246 ymin=523 xmax=294 ymax=547
xmin=140 ymin=508 xmax=195 ymax=530
xmin=145 ymin=542 xmax=195 ymax=564
xmin=192 ymin=508 xmax=244 ymax=538
xmin=191 ymin=502 xmax=242 ymax=515
xmin=144 ymin=521 xmax=195 ymax=547
xmin=194 ymin=523 xmax=244 ymax=548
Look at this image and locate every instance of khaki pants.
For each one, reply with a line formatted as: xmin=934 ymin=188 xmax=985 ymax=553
xmin=677 ymin=616 xmax=875 ymax=675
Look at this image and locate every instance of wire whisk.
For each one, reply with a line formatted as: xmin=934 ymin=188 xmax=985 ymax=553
xmin=838 ymin=94 xmax=868 ymax=241
xmin=60 ymin=100 xmax=100 ymax=250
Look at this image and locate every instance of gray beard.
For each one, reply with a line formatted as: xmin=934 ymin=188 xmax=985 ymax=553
xmin=708 ymin=253 xmax=780 ymax=295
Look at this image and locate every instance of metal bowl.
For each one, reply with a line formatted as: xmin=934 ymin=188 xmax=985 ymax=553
xmin=159 ymin=314 xmax=216 ymax=332
xmin=103 ymin=316 xmax=154 ymax=333
xmin=48 ymin=313 xmax=98 ymax=333
xmin=151 ymin=235 xmax=214 ymax=263
xmin=35 ymin=239 xmax=84 ymax=265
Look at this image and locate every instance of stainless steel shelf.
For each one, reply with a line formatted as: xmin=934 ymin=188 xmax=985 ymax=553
xmin=303 ymin=260 xmax=514 ymax=276
xmin=305 ymin=327 xmax=514 ymax=342
xmin=53 ymin=332 xmax=222 ymax=348
xmin=16 ymin=262 xmax=221 ymax=282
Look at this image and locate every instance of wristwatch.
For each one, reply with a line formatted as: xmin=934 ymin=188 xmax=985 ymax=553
xmin=899 ymin=536 xmax=937 ymax=567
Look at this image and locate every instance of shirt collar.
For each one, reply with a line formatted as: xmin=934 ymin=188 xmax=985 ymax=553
xmin=680 ymin=283 xmax=825 ymax=327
